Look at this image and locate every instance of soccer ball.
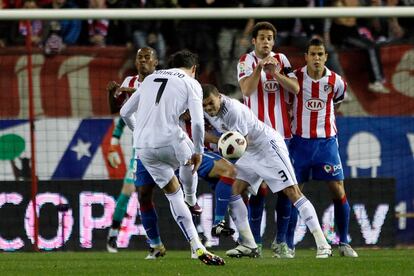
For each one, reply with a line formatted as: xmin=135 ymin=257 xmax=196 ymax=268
xmin=218 ymin=131 xmax=247 ymax=159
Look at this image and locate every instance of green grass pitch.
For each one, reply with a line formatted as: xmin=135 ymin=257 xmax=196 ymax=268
xmin=1 ymin=249 xmax=413 ymax=275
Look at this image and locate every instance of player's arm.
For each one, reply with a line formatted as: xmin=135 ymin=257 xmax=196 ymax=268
xmin=188 ymin=85 xmax=205 ymax=174
xmin=239 ymin=64 xmax=263 ymax=97
xmin=266 ymin=56 xmax=300 ymax=94
xmin=119 ymin=89 xmax=140 ymax=131
xmin=205 ymin=131 xmax=219 ymax=144
xmin=273 ymin=71 xmax=299 ymax=94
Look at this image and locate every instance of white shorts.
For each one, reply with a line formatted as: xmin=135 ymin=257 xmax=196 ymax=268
xmin=235 ymin=138 xmax=297 ymax=195
xmin=136 ymin=137 xmax=194 ymax=189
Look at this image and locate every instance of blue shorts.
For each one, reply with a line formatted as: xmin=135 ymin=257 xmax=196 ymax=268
xmin=134 ymin=150 xmax=222 ymax=188
xmin=134 ymin=158 xmax=156 ymax=187
xmin=289 ymin=135 xmax=344 ymax=183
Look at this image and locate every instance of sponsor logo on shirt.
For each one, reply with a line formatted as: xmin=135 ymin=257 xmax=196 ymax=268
xmin=263 ymin=80 xmax=279 ymax=93
xmin=305 ymin=98 xmax=325 ymax=111
xmin=324 ymin=84 xmax=333 ymax=94
xmin=323 ymin=164 xmax=342 ymax=175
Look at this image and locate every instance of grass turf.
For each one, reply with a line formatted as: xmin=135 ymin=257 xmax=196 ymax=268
xmin=1 ymin=248 xmax=413 ymax=275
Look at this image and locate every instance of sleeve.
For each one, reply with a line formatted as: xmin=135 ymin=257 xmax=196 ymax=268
xmin=333 ymin=75 xmax=346 ymax=104
xmin=237 ymin=54 xmax=253 ymax=81
xmin=280 ymin=54 xmax=296 ymax=79
xmin=119 ymin=88 xmax=140 ymax=131
xmin=187 ymin=81 xmax=205 ymax=154
xmin=226 ymin=101 xmax=249 ymax=137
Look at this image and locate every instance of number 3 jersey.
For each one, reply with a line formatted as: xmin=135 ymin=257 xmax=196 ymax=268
xmin=120 ymin=68 xmax=205 ymax=153
xmin=292 ymin=66 xmax=346 ymax=139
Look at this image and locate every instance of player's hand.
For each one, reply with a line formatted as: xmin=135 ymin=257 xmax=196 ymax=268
xmin=107 ymin=144 xmax=121 ymax=168
xmin=114 ymin=87 xmax=136 ymax=99
xmin=107 ymin=81 xmax=120 ymax=94
xmin=190 ymin=153 xmax=202 ymax=175
xmin=179 ymin=110 xmax=191 ymax=122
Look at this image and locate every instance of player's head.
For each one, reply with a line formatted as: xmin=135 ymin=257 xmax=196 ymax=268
xmin=167 ymin=50 xmax=199 ymax=78
xmin=305 ymin=37 xmax=328 ymax=74
xmin=252 ymin=21 xmax=276 ymax=58
xmin=135 ymin=47 xmax=158 ymax=79
xmin=202 ymin=84 xmax=221 ymax=117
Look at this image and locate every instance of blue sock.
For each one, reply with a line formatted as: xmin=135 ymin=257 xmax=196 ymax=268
xmin=286 ymin=206 xmax=298 ymax=249
xmin=276 ymin=191 xmax=291 ymax=244
xmin=248 ymin=186 xmax=267 ymax=244
xmin=334 ymin=196 xmax=350 ymax=244
xmin=213 ymin=177 xmax=233 ymax=225
xmin=140 ymin=202 xmax=161 ymax=246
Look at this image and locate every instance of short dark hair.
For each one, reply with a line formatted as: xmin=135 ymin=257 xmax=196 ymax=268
xmin=251 ymin=21 xmax=277 ymax=39
xmin=167 ymin=49 xmax=199 ymax=69
xmin=306 ymin=37 xmax=327 ymax=53
xmin=201 ymin=83 xmax=219 ymax=100
xmin=137 ymin=46 xmax=158 ymax=60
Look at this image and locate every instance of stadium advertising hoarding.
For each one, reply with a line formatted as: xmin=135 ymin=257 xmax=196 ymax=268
xmin=0 ymin=179 xmax=394 ymax=251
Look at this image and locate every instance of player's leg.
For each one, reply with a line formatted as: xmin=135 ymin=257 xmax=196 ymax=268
xmin=162 ymin=175 xmax=224 ymax=265
xmin=313 ymin=137 xmax=357 ymax=257
xmin=264 ymin=137 xmax=331 ymax=258
xmin=248 ymin=182 xmax=267 ymax=255
xmin=134 ymin=158 xmax=166 ymax=259
xmin=107 ymin=156 xmax=136 ymax=253
xmin=202 ymin=156 xmax=237 ymax=237
xmin=179 ymin=165 xmax=202 ymax=215
xmin=271 ymin=190 xmax=293 ymax=258
xmin=225 ymin=178 xmax=260 ymax=258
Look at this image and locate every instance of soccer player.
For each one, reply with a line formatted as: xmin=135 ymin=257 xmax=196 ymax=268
xmin=289 ymin=37 xmax=358 ymax=257
xmin=120 ymin=50 xmax=225 ymax=265
xmin=106 ymin=47 xmax=158 ymax=254
xmin=202 ymin=84 xmax=332 ymax=259
xmin=237 ymin=21 xmax=298 ymax=257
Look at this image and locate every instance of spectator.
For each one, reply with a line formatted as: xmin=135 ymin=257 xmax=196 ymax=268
xmin=88 ymin=0 xmax=109 ymax=47
xmin=43 ymin=0 xmax=81 ymax=46
xmin=12 ymin=0 xmax=44 ymax=47
xmin=330 ymin=0 xmax=389 ymax=93
xmin=386 ymin=0 xmax=414 ymax=42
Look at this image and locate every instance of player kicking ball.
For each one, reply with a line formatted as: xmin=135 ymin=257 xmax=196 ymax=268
xmin=202 ymin=84 xmax=332 ymax=258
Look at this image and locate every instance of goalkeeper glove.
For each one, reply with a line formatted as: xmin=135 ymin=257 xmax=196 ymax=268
xmin=108 ymin=137 xmax=121 ymax=168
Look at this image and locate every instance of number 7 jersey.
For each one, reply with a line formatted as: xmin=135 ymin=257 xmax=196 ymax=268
xmin=120 ymin=68 xmax=205 ymax=153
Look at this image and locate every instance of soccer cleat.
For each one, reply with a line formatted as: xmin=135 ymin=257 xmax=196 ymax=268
xmin=256 ymin=243 xmax=263 ymax=258
xmin=226 ymin=244 xmax=260 ymax=258
xmin=271 ymin=242 xmax=294 ymax=259
xmin=145 ymin=244 xmax=166 ymax=260
xmin=196 ymin=248 xmax=225 ymax=265
xmin=106 ymin=236 xmax=118 ymax=253
xmin=211 ymin=220 xmax=235 ymax=237
xmin=316 ymin=245 xmax=333 ymax=259
xmin=288 ymin=247 xmax=296 ymax=258
xmin=338 ymin=243 xmax=358 ymax=257
xmin=186 ymin=202 xmax=203 ymax=216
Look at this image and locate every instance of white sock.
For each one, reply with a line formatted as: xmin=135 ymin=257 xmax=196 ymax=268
xmin=165 ymin=188 xmax=204 ymax=252
xmin=179 ymin=165 xmax=198 ymax=206
xmin=229 ymin=195 xmax=257 ymax=248
xmin=294 ymin=196 xmax=329 ymax=248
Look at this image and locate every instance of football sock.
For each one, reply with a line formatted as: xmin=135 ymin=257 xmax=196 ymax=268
xmin=140 ymin=201 xmax=162 ymax=247
xmin=213 ymin=176 xmax=234 ymax=224
xmin=165 ymin=188 xmax=204 ymax=252
xmin=294 ymin=196 xmax=329 ymax=248
xmin=275 ymin=191 xmax=292 ymax=244
xmin=179 ymin=165 xmax=198 ymax=206
xmin=334 ymin=195 xmax=350 ymax=244
xmin=286 ymin=206 xmax=298 ymax=249
xmin=248 ymin=186 xmax=267 ymax=244
xmin=229 ymin=195 xmax=257 ymax=248
xmin=112 ymin=192 xmax=130 ymax=226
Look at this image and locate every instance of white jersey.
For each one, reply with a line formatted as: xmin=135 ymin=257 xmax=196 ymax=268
xmin=237 ymin=50 xmax=295 ymax=138
xmin=292 ymin=66 xmax=346 ymax=138
xmin=120 ymin=68 xmax=205 ymax=154
xmin=204 ymin=95 xmax=284 ymax=152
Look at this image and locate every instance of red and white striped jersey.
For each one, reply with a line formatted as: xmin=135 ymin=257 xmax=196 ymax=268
xmin=237 ymin=50 xmax=295 ymax=139
xmin=121 ymin=75 xmax=141 ymax=89
xmin=292 ymin=66 xmax=346 ymax=139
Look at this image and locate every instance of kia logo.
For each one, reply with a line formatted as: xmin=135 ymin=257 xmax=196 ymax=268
xmin=305 ymin=99 xmax=325 ymax=111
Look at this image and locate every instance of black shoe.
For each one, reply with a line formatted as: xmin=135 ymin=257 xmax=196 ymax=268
xmin=186 ymin=202 xmax=203 ymax=216
xmin=211 ymin=220 xmax=235 ymax=237
xmin=196 ymin=248 xmax=225 ymax=266
xmin=106 ymin=236 xmax=118 ymax=253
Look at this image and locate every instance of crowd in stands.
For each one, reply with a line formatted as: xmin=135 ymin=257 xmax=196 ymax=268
xmin=0 ymin=0 xmax=413 ymax=93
